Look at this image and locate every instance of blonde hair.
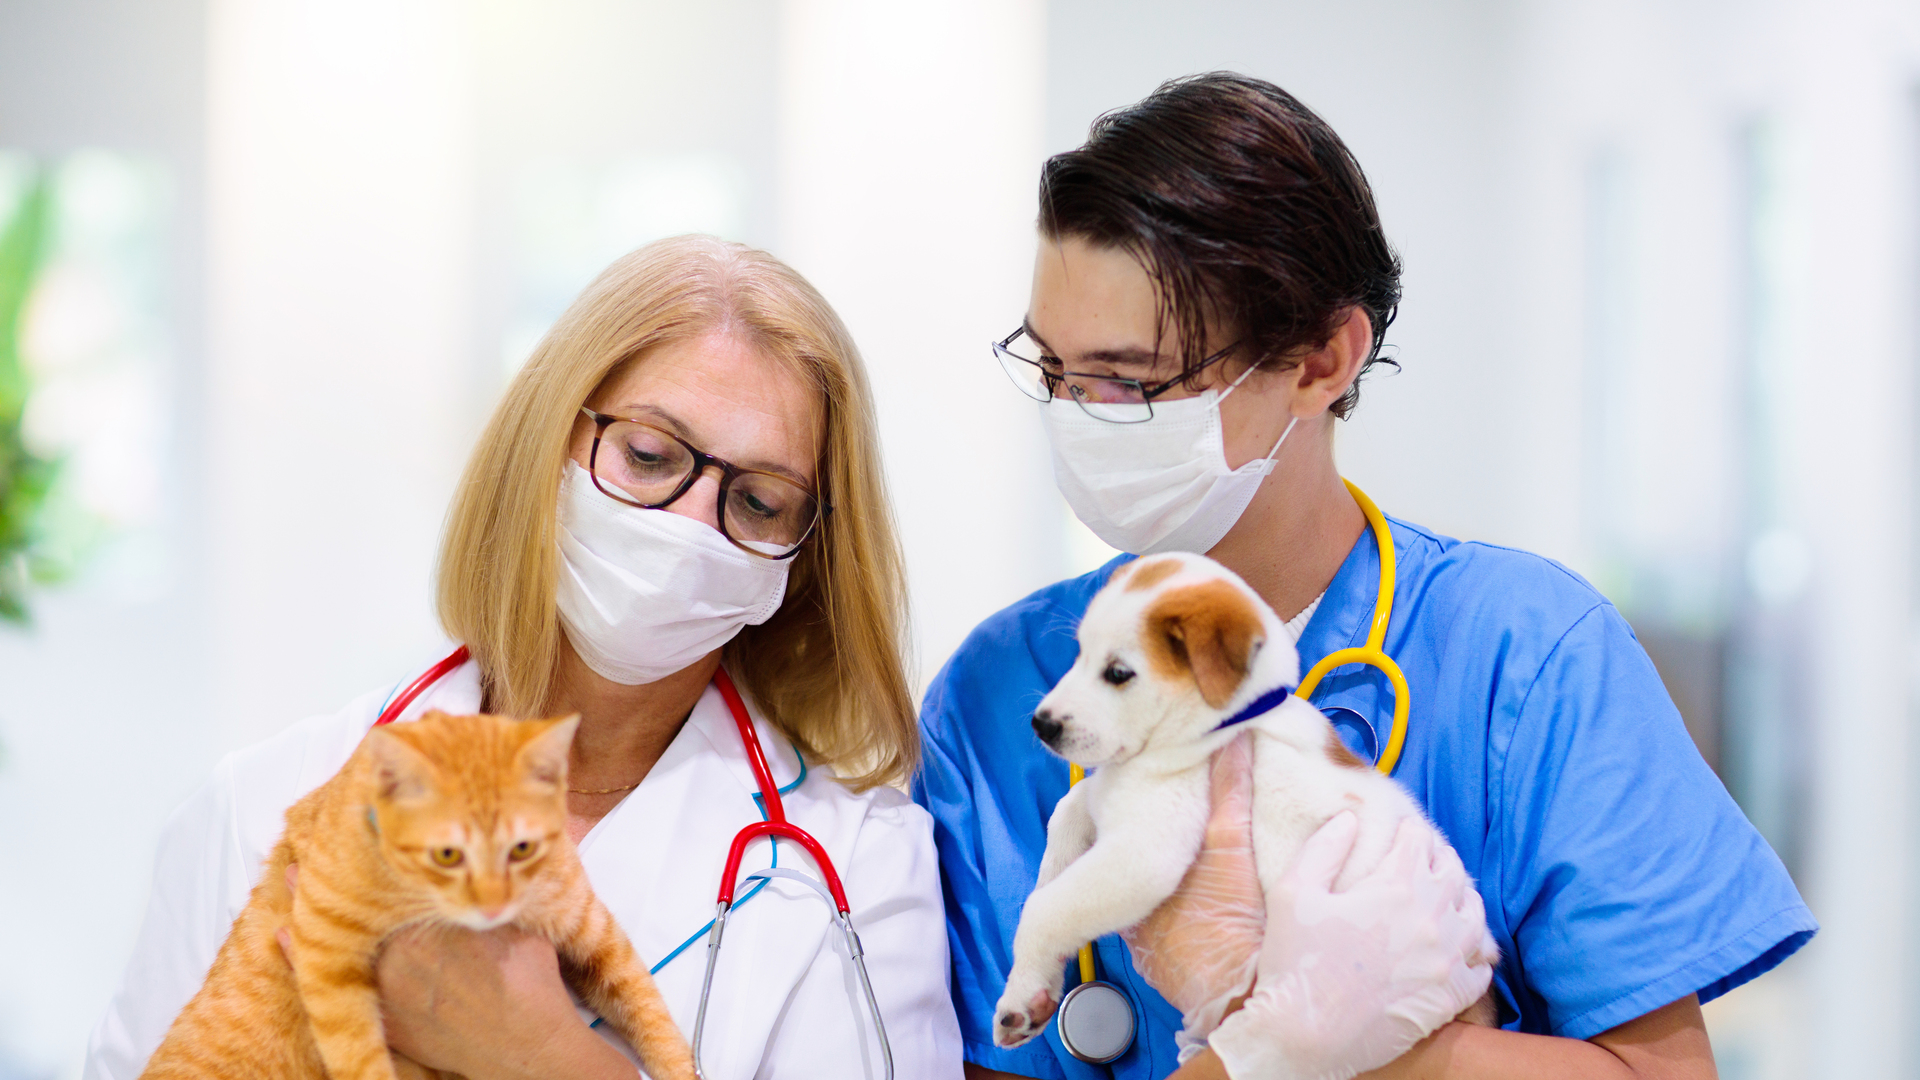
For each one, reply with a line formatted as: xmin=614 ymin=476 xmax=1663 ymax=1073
xmin=436 ymin=236 xmax=916 ymax=790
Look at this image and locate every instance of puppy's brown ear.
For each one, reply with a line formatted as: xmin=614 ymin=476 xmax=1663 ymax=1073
xmin=1143 ymin=580 xmax=1264 ymax=708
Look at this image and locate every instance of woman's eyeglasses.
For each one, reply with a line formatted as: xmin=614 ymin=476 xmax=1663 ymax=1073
xmin=579 ymin=407 xmax=824 ymax=560
xmin=992 ymin=327 xmax=1237 ymax=423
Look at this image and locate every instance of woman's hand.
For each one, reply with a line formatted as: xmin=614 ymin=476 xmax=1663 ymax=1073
xmin=1120 ymin=733 xmax=1265 ymax=1054
xmin=1207 ymin=813 xmax=1498 ymax=1080
xmin=277 ymin=865 xmax=634 ymax=1080
xmin=376 ymin=922 xmax=603 ymax=1079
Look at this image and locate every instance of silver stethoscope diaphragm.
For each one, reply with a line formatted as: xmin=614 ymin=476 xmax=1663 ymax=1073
xmin=1057 ymin=978 xmax=1136 ymax=1064
xmin=1056 ymin=760 xmax=1140 ymax=1065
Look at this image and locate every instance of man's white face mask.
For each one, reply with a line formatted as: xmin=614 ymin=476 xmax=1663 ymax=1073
xmin=1041 ymin=363 xmax=1299 ymax=556
xmin=553 ymin=462 xmax=790 ymax=684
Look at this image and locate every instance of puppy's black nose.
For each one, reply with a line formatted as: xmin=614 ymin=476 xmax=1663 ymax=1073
xmin=1031 ymin=709 xmax=1064 ymax=746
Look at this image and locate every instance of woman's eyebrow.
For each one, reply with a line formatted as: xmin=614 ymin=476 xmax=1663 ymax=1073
xmin=741 ymin=458 xmax=813 ymax=487
xmin=617 ymin=402 xmax=814 ymax=487
xmin=620 ymin=402 xmax=692 ymax=437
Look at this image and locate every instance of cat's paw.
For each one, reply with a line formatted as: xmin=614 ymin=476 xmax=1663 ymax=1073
xmin=992 ymin=967 xmax=1062 ymax=1049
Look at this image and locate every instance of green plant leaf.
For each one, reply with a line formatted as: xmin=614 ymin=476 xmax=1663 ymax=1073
xmin=0 ymin=172 xmax=51 ymax=423
xmin=0 ymin=168 xmax=59 ymax=627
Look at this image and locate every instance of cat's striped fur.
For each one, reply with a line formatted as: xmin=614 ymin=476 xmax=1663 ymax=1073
xmin=140 ymin=711 xmax=695 ymax=1080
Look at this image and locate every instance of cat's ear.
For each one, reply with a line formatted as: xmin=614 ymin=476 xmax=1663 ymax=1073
xmin=367 ymin=727 xmax=435 ymax=803
xmin=518 ymin=715 xmax=580 ymax=791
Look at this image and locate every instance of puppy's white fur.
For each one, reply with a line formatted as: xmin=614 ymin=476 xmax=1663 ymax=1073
xmin=994 ymin=552 xmax=1493 ymax=1048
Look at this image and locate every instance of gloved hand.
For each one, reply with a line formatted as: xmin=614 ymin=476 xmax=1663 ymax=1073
xmin=1120 ymin=733 xmax=1265 ymax=1060
xmin=1209 ymin=812 xmax=1499 ymax=1080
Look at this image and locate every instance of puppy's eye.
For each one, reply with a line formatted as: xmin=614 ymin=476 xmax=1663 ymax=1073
xmin=1102 ymin=661 xmax=1135 ymax=687
xmin=508 ymin=840 xmax=537 ymax=862
xmin=431 ymin=847 xmax=464 ymax=868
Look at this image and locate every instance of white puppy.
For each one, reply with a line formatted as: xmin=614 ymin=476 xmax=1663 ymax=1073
xmin=994 ymin=552 xmax=1494 ymax=1049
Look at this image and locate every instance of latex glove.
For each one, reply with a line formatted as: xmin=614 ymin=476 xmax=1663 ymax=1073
xmin=1209 ymin=812 xmax=1499 ymax=1080
xmin=1121 ymin=733 xmax=1264 ymax=1059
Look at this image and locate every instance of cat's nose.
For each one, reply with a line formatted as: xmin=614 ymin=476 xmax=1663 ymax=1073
xmin=470 ymin=876 xmax=512 ymax=918
xmin=1031 ymin=709 xmax=1064 ymax=747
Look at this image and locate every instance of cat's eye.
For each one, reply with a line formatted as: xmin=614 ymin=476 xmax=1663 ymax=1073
xmin=431 ymin=847 xmax=464 ymax=867
xmin=1102 ymin=660 xmax=1135 ymax=687
xmin=508 ymin=840 xmax=537 ymax=862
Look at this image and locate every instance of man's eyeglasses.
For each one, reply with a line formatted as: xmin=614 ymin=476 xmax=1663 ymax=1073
xmin=992 ymin=327 xmax=1237 ymax=423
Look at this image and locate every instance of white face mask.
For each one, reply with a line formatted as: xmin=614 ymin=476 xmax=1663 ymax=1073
xmin=1041 ymin=366 xmax=1299 ymax=556
xmin=554 ymin=463 xmax=790 ymax=685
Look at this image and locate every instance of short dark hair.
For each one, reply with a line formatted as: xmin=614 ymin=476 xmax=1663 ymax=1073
xmin=1038 ymin=72 xmax=1401 ymax=419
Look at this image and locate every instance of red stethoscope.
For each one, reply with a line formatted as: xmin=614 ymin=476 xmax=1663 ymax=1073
xmin=374 ymin=647 xmax=894 ymax=1080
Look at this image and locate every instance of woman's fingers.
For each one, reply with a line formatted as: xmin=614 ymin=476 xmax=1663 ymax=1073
xmin=377 ymin=923 xmax=579 ymax=1076
xmin=273 ymin=864 xmax=585 ymax=1077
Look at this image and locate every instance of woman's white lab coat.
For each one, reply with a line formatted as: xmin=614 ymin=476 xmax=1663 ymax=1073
xmin=82 ymin=657 xmax=964 ymax=1080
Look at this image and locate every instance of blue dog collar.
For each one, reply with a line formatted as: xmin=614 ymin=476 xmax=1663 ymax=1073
xmin=1213 ymin=685 xmax=1293 ymax=732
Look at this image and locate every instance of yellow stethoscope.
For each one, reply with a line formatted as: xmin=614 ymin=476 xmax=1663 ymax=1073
xmin=1052 ymin=478 xmax=1409 ymax=1064
xmin=1297 ymin=479 xmax=1410 ymax=776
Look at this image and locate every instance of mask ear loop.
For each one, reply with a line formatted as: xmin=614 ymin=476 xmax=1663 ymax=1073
xmin=1258 ymin=416 xmax=1301 ymax=468
xmin=1215 ymin=356 xmax=1265 ymax=401
xmin=1215 ymin=360 xmax=1301 ymax=471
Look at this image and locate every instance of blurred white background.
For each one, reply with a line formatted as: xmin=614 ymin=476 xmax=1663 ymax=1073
xmin=2 ymin=0 xmax=1917 ymax=1077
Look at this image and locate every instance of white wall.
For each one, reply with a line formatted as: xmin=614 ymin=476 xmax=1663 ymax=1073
xmin=777 ymin=0 xmax=1059 ymax=684
xmin=202 ymin=0 xmax=478 ymax=749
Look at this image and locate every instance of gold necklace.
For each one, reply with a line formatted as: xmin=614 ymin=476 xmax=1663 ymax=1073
xmin=568 ymin=779 xmax=643 ymax=795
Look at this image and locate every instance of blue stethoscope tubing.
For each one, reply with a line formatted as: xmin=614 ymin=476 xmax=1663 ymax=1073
xmin=373 ymin=650 xmax=893 ymax=1080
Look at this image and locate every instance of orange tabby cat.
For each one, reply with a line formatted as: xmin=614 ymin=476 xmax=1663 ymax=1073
xmin=140 ymin=710 xmax=696 ymax=1080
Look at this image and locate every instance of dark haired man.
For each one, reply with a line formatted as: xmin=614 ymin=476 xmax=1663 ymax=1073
xmin=914 ymin=73 xmax=1810 ymax=1080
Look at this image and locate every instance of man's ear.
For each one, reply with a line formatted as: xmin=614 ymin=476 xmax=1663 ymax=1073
xmin=366 ymin=728 xmax=435 ymax=802
xmin=1142 ymin=581 xmax=1266 ymax=708
xmin=1290 ymin=306 xmax=1373 ymax=417
xmin=518 ymin=715 xmax=580 ymax=791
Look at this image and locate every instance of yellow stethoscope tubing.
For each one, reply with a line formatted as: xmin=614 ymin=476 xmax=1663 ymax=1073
xmin=1295 ymin=479 xmax=1409 ymax=776
xmin=1067 ymin=762 xmax=1099 ymax=984
xmin=1062 ymin=479 xmax=1405 ymax=986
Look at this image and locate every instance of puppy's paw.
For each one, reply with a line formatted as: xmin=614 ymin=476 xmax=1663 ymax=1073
xmin=991 ymin=989 xmax=1059 ymax=1049
xmin=992 ymin=968 xmax=1062 ymax=1048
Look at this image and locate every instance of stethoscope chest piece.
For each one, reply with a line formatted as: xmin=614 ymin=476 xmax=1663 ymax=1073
xmin=1056 ymin=979 xmax=1135 ymax=1064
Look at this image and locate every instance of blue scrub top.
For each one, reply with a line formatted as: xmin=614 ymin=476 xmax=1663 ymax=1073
xmin=913 ymin=515 xmax=1816 ymax=1079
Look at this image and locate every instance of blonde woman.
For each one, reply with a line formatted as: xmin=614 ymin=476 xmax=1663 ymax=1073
xmin=86 ymin=237 xmax=964 ymax=1080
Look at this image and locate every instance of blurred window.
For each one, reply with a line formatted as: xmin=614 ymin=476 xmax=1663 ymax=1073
xmin=500 ymin=154 xmax=749 ymax=379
